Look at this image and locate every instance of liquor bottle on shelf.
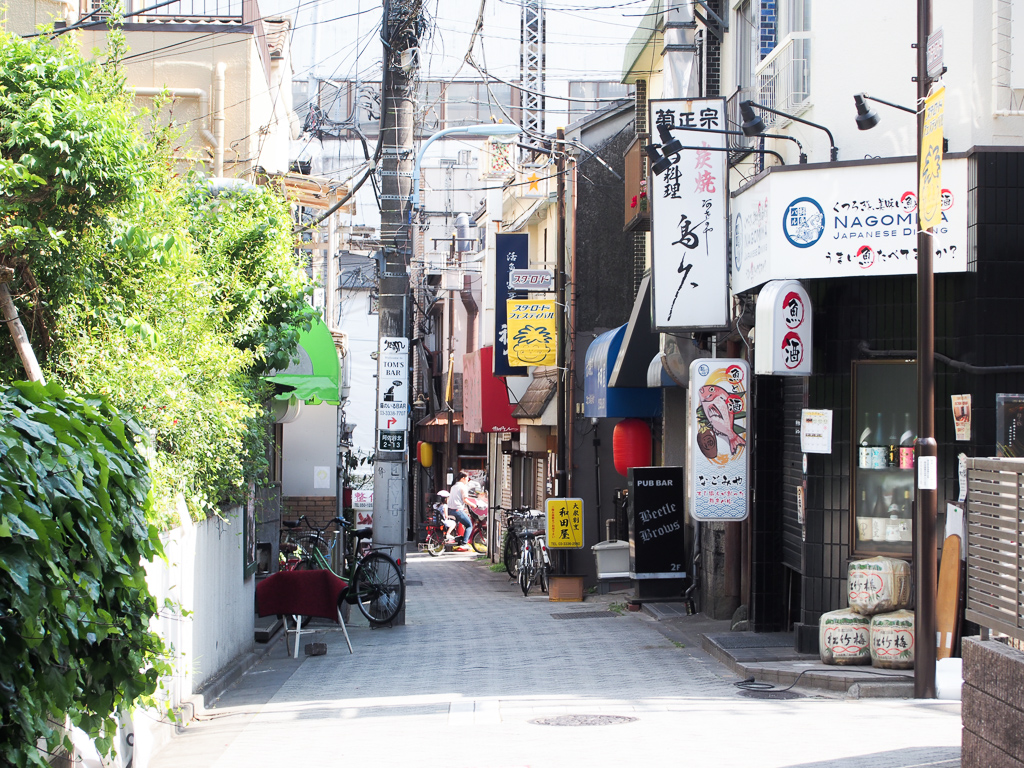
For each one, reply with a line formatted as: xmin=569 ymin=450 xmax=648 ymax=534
xmin=887 ymin=414 xmax=900 ymax=468
xmin=872 ymin=489 xmax=891 ymax=541
xmin=885 ymin=493 xmax=902 ymax=542
xmin=899 ymin=412 xmax=915 ymax=469
xmin=871 ymin=412 xmax=887 ymax=468
xmin=858 ymin=411 xmax=873 ymax=469
xmin=899 ymin=489 xmax=913 ymax=541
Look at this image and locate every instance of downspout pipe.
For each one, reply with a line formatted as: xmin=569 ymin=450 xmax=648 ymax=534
xmin=214 ymin=63 xmax=227 ymax=178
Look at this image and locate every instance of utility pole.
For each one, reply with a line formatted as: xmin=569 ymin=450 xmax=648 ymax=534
xmin=373 ymin=0 xmax=421 ymax=623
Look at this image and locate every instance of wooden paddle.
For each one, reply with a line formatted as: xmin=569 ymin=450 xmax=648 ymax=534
xmin=936 ymin=533 xmax=963 ymax=660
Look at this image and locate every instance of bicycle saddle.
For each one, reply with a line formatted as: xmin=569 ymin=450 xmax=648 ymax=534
xmin=354 ymin=527 xmax=373 ymax=541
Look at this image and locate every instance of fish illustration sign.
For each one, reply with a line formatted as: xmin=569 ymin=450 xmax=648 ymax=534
xmin=688 ymin=358 xmax=749 ymax=521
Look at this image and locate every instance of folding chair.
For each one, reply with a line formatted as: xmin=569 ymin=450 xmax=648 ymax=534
xmin=255 ymin=569 xmax=353 ymax=657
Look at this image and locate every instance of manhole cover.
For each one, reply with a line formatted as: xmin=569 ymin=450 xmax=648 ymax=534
xmin=737 ymin=689 xmax=804 ymax=700
xmin=550 ymin=611 xmax=617 ymax=620
xmin=530 ymin=715 xmax=638 ymax=727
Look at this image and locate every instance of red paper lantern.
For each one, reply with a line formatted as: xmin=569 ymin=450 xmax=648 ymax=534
xmin=613 ymin=418 xmax=651 ymax=476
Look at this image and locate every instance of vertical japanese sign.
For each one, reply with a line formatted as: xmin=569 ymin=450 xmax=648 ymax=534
xmin=546 ymin=498 xmax=583 ymax=548
xmin=494 ymin=233 xmax=528 ymax=376
xmin=376 ymin=336 xmax=409 ymax=452
xmin=650 ymin=98 xmax=729 ymax=331
xmin=919 ymin=87 xmax=945 ymax=231
xmin=688 ymin=358 xmax=749 ymax=521
xmin=506 ymin=299 xmax=557 ymax=367
xmin=753 ymin=279 xmax=813 ymax=376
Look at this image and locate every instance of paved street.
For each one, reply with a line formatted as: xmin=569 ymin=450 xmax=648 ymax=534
xmin=150 ymin=552 xmax=962 ymax=768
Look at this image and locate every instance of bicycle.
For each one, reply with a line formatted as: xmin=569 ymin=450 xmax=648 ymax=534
xmin=517 ymin=524 xmax=551 ymax=596
xmin=281 ymin=515 xmax=405 ymax=626
xmin=498 ymin=507 xmax=544 ymax=581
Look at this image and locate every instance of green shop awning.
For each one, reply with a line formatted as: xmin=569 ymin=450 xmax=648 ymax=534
xmin=264 ymin=318 xmax=341 ymax=405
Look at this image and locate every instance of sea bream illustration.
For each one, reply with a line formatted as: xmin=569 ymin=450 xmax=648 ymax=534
xmin=698 ymin=384 xmax=745 ymax=455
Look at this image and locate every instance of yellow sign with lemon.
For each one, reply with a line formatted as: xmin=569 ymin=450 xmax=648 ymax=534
xmin=506 ymin=300 xmax=557 ymax=367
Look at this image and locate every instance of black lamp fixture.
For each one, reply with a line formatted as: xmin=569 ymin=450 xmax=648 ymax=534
xmin=854 ymin=92 xmax=916 ymax=131
xmin=644 ymin=143 xmax=673 ymax=176
xmin=656 ymin=124 xmax=684 ymax=158
xmin=740 ymin=99 xmax=838 ymax=161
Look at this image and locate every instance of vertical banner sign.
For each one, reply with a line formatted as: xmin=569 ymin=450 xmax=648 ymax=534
xmin=494 ymin=233 xmax=528 ymax=376
xmin=649 ymin=98 xmax=729 ymax=331
xmin=376 ymin=336 xmax=409 ymax=452
xmin=505 ymin=299 xmax=557 ymax=366
xmin=753 ymin=279 xmax=813 ymax=376
xmin=546 ymin=498 xmax=584 ymax=548
xmin=688 ymin=358 xmax=750 ymax=521
xmin=628 ymin=466 xmax=687 ymax=578
xmin=919 ymin=87 xmax=945 ymax=231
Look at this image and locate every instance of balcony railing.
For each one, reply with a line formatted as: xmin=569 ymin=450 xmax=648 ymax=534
xmin=965 ymin=457 xmax=1024 ymax=644
xmin=753 ymin=33 xmax=812 ymax=126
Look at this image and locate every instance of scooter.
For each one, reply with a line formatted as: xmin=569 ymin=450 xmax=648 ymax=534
xmin=423 ymin=493 xmax=458 ymax=556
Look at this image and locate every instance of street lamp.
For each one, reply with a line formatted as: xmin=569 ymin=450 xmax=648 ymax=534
xmin=645 ymin=137 xmax=785 ymax=173
xmin=853 ymin=93 xmax=916 ymax=131
xmin=657 ymin=121 xmax=807 ymax=164
xmin=739 ymin=99 xmax=839 ymax=161
xmin=411 ymin=123 xmax=521 ymax=211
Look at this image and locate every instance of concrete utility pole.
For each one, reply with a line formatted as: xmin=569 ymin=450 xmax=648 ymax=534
xmin=373 ymin=0 xmax=422 ymax=623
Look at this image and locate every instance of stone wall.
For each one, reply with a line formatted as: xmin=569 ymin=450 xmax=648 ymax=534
xmin=962 ymin=637 xmax=1024 ymax=768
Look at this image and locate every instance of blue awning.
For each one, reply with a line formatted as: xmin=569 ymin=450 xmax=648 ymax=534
xmin=647 ymin=354 xmax=680 ymax=387
xmin=584 ymin=325 xmax=662 ymax=418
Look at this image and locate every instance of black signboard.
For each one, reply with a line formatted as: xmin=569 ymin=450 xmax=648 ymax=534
xmin=628 ymin=466 xmax=687 ymax=578
xmin=494 ymin=233 xmax=528 ymax=377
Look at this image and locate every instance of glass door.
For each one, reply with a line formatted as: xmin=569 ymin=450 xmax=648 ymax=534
xmin=851 ymin=360 xmax=917 ymax=558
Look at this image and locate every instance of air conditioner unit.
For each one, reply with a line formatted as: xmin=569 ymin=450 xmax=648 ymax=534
xmin=425 ymin=252 xmax=445 ymax=276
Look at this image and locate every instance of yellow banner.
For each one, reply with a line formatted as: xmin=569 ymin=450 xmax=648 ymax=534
xmin=919 ymin=87 xmax=945 ymax=231
xmin=546 ymin=498 xmax=584 ymax=549
xmin=506 ymin=299 xmax=557 ymax=367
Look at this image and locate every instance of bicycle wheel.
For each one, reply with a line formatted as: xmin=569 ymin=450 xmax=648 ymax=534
xmin=425 ymin=528 xmax=445 ymax=557
xmin=352 ymin=552 xmax=405 ymax=625
xmin=519 ymin=543 xmax=533 ymax=596
xmin=470 ymin=525 xmax=487 ymax=554
xmin=503 ymin=531 xmax=522 ymax=578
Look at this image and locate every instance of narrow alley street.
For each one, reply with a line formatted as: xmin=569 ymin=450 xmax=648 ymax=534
xmin=150 ymin=553 xmax=962 ymax=768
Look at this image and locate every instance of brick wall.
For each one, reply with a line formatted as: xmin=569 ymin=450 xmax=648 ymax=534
xmin=282 ymin=496 xmax=338 ymax=531
xmin=962 ymin=638 xmax=1024 ymax=768
xmin=759 ymin=0 xmax=776 ymax=60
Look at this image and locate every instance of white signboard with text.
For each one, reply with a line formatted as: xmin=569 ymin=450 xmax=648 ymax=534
xmin=731 ymin=157 xmax=967 ymax=294
xmin=754 ymin=279 xmax=813 ymax=376
xmin=650 ymin=98 xmax=729 ymax=331
xmin=376 ymin=336 xmax=409 ymax=452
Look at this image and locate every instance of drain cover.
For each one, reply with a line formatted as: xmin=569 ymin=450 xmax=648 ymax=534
xmin=737 ymin=689 xmax=804 ymax=700
xmin=550 ymin=611 xmax=617 ymax=620
xmin=530 ymin=715 xmax=638 ymax=727
xmin=404 ymin=580 xmax=423 ymax=586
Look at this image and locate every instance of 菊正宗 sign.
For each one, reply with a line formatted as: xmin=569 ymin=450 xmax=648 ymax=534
xmin=628 ymin=466 xmax=686 ymax=578
xmin=649 ymin=98 xmax=729 ymax=332
xmin=688 ymin=358 xmax=750 ymax=521
xmin=494 ymin=233 xmax=528 ymax=376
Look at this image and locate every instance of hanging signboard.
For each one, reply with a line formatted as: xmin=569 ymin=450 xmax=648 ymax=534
xmin=649 ymin=98 xmax=729 ymax=331
xmin=546 ymin=498 xmax=584 ymax=549
xmin=505 ymin=299 xmax=557 ymax=367
xmin=754 ymin=279 xmax=813 ymax=375
xmin=509 ymin=269 xmax=554 ymax=291
xmin=628 ymin=466 xmax=687 ymax=578
xmin=919 ymin=87 xmax=945 ymax=231
xmin=376 ymin=336 xmax=409 ymax=452
xmin=731 ymin=157 xmax=967 ymax=294
xmin=688 ymin=358 xmax=750 ymax=521
xmin=494 ymin=233 xmax=528 ymax=376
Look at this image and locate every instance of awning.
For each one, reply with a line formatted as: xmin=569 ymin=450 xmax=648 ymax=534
xmin=512 ymin=369 xmax=558 ymax=420
xmin=503 ymin=198 xmax=547 ymax=232
xmin=463 ymin=347 xmax=520 ymax=433
xmin=609 ymin=274 xmax=659 ymax=388
xmin=264 ymin=318 xmax=341 ymax=405
xmin=584 ymin=325 xmax=661 ymax=418
xmin=415 ymin=411 xmax=487 ymax=445
xmin=647 ymin=354 xmax=679 ymax=387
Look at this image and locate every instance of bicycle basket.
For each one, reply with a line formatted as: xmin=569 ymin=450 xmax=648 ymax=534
xmin=523 ymin=510 xmax=546 ymax=534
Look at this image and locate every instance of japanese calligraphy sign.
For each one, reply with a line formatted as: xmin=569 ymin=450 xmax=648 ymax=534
xmin=919 ymin=87 xmax=945 ymax=231
xmin=649 ymin=98 xmax=729 ymax=331
xmin=753 ymin=279 xmax=813 ymax=376
xmin=731 ymin=157 xmax=967 ymax=293
xmin=546 ymin=498 xmax=583 ymax=549
xmin=377 ymin=336 xmax=409 ymax=452
xmin=505 ymin=299 xmax=557 ymax=367
xmin=494 ymin=233 xmax=528 ymax=376
xmin=628 ymin=466 xmax=687 ymax=578
xmin=688 ymin=359 xmax=749 ymax=521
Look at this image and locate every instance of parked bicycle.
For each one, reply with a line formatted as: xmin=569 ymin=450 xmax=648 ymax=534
xmin=516 ymin=520 xmax=551 ymax=596
xmin=497 ymin=506 xmax=545 ymax=581
xmin=280 ymin=515 xmax=405 ymax=626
